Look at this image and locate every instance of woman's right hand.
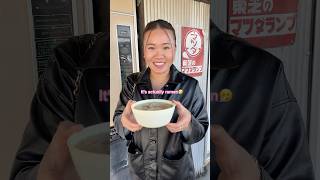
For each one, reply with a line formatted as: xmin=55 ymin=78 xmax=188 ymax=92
xmin=121 ymin=100 xmax=142 ymax=132
xmin=37 ymin=121 xmax=83 ymax=180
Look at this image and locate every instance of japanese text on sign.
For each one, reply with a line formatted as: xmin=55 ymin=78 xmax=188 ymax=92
xmin=181 ymin=27 xmax=204 ymax=77
xmin=228 ymin=0 xmax=298 ymax=48
xmin=232 ymin=0 xmax=274 ymax=15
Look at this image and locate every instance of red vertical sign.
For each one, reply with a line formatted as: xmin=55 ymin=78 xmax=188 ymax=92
xmin=181 ymin=27 xmax=204 ymax=77
xmin=228 ymin=0 xmax=299 ymax=48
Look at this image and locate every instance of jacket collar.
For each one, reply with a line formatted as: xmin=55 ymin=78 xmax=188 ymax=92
xmin=211 ymin=22 xmax=248 ymax=69
xmin=79 ymin=32 xmax=109 ymax=68
xmin=137 ymin=65 xmax=184 ymax=85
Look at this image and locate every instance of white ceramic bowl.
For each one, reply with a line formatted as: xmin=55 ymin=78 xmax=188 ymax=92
xmin=67 ymin=122 xmax=109 ymax=180
xmin=131 ymin=99 xmax=176 ymax=128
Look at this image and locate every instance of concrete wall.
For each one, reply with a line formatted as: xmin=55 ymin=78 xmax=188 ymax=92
xmin=0 ymin=1 xmax=35 ymax=179
xmin=110 ymin=0 xmax=140 ymax=126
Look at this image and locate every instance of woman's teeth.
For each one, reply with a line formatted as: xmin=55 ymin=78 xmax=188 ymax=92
xmin=154 ymin=62 xmax=165 ymax=66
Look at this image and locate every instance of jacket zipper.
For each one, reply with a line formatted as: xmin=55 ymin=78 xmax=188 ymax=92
xmin=132 ymin=83 xmax=136 ymax=100
xmin=72 ymin=66 xmax=108 ymax=102
xmin=73 ymin=69 xmax=84 ymax=103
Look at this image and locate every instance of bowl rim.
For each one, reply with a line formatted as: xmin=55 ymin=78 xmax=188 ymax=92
xmin=131 ymin=99 xmax=176 ymax=112
xmin=67 ymin=122 xmax=109 ymax=155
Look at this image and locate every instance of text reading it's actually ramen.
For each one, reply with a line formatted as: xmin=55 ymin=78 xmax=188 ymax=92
xmin=140 ymin=89 xmax=183 ymax=95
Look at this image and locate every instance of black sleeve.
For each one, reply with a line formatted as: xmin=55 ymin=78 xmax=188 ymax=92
xmin=8 ymin=33 xmax=95 ymax=179
xmin=10 ymin=59 xmax=75 ymax=180
xmin=181 ymin=81 xmax=209 ymax=144
xmin=10 ymin=33 xmax=106 ymax=180
xmin=258 ymin=64 xmax=315 ymax=180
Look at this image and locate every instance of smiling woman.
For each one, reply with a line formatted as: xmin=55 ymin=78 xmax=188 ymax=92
xmin=113 ymin=19 xmax=209 ymax=180
xmin=143 ymin=20 xmax=177 ymax=90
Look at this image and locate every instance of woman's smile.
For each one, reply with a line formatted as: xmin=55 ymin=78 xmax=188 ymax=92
xmin=153 ymin=61 xmax=166 ymax=69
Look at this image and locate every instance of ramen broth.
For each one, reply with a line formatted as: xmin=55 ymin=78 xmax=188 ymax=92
xmin=135 ymin=102 xmax=173 ymax=111
xmin=75 ymin=133 xmax=109 ymax=154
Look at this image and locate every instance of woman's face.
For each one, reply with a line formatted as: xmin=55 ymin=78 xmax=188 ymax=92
xmin=143 ymin=28 xmax=176 ymax=75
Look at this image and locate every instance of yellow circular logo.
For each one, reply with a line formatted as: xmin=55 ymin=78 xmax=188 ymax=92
xmin=219 ymin=89 xmax=233 ymax=102
xmin=178 ymin=89 xmax=184 ymax=95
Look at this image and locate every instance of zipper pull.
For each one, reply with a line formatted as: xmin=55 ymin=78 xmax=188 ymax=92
xmin=73 ymin=70 xmax=83 ymax=97
xmin=131 ymin=83 xmax=136 ymax=100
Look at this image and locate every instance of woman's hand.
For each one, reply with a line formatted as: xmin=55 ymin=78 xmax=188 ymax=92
xmin=166 ymin=100 xmax=192 ymax=133
xmin=121 ymin=100 xmax=142 ymax=132
xmin=37 ymin=121 xmax=83 ymax=180
xmin=211 ymin=125 xmax=261 ymax=180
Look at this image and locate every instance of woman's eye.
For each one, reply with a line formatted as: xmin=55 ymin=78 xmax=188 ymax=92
xmin=164 ymin=46 xmax=171 ymax=50
xmin=147 ymin=47 xmax=155 ymax=50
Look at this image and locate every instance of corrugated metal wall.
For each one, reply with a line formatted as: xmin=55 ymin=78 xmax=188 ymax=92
xmin=142 ymin=0 xmax=210 ymax=176
xmin=265 ymin=0 xmax=313 ymax=124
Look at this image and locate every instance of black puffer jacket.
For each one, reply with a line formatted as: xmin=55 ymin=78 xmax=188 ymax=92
xmin=10 ymin=33 xmax=109 ymax=180
xmin=113 ymin=65 xmax=209 ymax=180
xmin=210 ymin=23 xmax=315 ymax=179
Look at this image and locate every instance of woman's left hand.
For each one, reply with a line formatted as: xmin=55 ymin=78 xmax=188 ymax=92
xmin=211 ymin=125 xmax=261 ymax=180
xmin=166 ymin=100 xmax=192 ymax=133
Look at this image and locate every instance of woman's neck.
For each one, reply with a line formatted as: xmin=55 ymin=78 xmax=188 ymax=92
xmin=150 ymin=71 xmax=170 ymax=90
